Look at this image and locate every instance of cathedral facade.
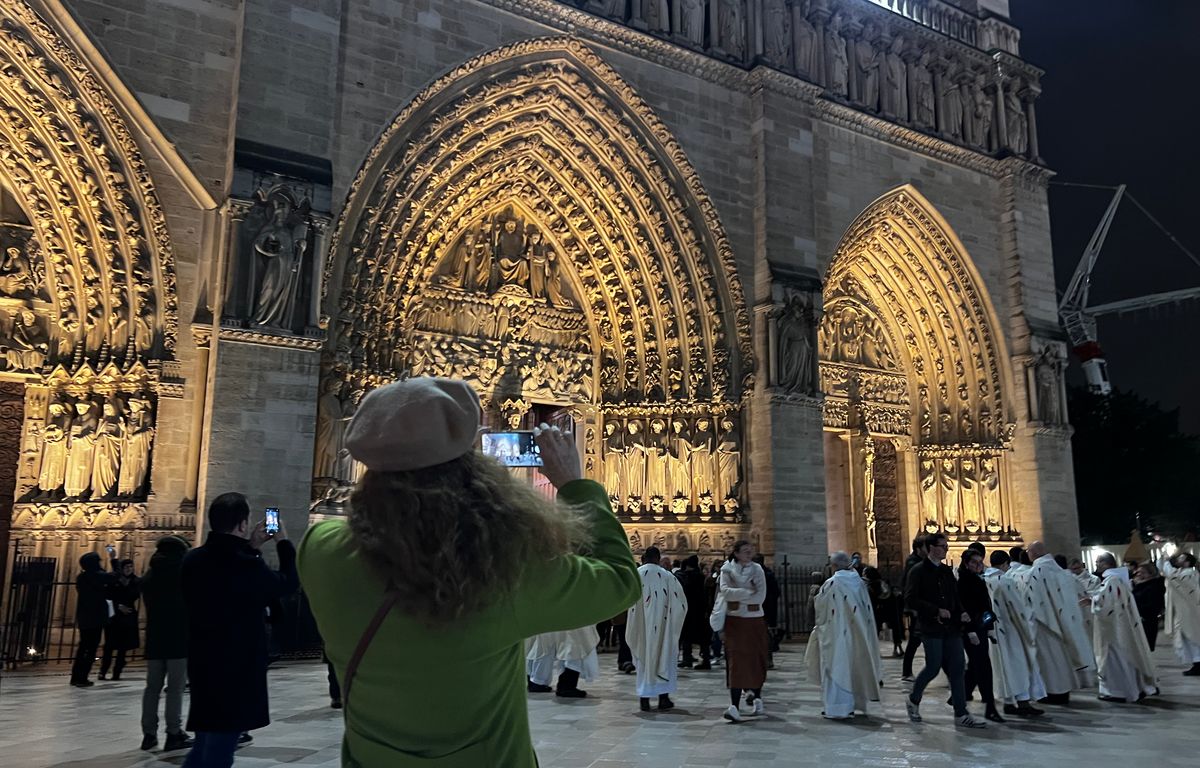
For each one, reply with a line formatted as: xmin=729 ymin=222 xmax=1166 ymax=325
xmin=0 ymin=0 xmax=1077 ymax=582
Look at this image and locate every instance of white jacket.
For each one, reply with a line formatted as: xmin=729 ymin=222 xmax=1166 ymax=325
xmin=719 ymin=560 xmax=767 ymax=619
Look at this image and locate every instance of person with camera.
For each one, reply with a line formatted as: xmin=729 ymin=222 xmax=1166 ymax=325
xmin=957 ymin=548 xmax=1003 ymax=722
xmin=69 ymin=550 xmax=117 ymax=688
xmin=903 ymin=533 xmax=986 ymax=728
xmin=181 ymin=493 xmax=298 ymax=768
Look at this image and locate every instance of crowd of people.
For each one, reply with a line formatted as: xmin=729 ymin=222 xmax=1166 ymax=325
xmin=62 ymin=375 xmax=1200 ymax=766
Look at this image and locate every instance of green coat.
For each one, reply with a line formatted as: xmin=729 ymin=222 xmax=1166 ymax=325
xmin=299 ymin=479 xmax=639 ymax=767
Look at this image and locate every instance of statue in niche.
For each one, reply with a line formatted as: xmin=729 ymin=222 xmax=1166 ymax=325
xmin=629 ymin=530 xmax=643 ymax=551
xmin=643 ymin=0 xmax=668 ymax=31
xmin=764 ymin=0 xmax=791 ymax=68
xmin=526 ymin=229 xmax=548 ymax=300
xmin=854 ymin=23 xmax=881 ymax=110
xmin=37 ymin=397 xmax=71 ymax=495
xmin=679 ymin=0 xmax=706 ymax=46
xmin=792 ymin=0 xmax=817 ymax=77
xmin=970 ymin=74 xmax=994 ymax=150
xmin=2 ymin=309 xmax=47 ymax=370
xmin=912 ymin=51 xmax=935 ymax=128
xmin=714 ymin=418 xmax=741 ymax=502
xmin=493 ymin=219 xmax=529 ymax=293
xmin=919 ymin=459 xmax=938 ymax=520
xmin=643 ymin=418 xmax=670 ymax=501
xmin=314 ymin=378 xmax=347 ymax=480
xmin=698 ymin=529 xmax=712 ymax=552
xmin=443 ymin=229 xmax=480 ymax=289
xmin=939 ymin=458 xmax=960 ymax=528
xmin=588 ymin=0 xmax=626 ymax=18
xmin=90 ymin=398 xmax=124 ymax=499
xmin=603 ymin=420 xmax=624 ymax=502
xmin=718 ymin=0 xmax=745 ymax=58
xmin=667 ymin=419 xmax=691 ymax=502
xmin=675 ymin=530 xmax=690 ymax=553
xmin=687 ymin=419 xmax=714 ymax=501
xmin=862 ymin=442 xmax=876 ymax=544
xmin=250 ymin=192 xmax=310 ymax=329
xmin=623 ymin=420 xmax=647 ymax=507
xmin=1034 ymin=349 xmax=1062 ymax=424
xmin=64 ymin=399 xmax=100 ymax=499
xmin=960 ymin=458 xmax=980 ymax=529
xmin=0 ymin=245 xmax=40 ymax=298
xmin=1005 ymin=87 xmax=1028 ymax=155
xmin=942 ymin=61 xmax=964 ymax=140
xmin=825 ymin=14 xmax=850 ymax=97
xmin=881 ymin=35 xmax=908 ymax=120
xmin=980 ymin=458 xmax=1001 ymax=528
xmin=117 ymin=395 xmax=154 ymax=497
xmin=777 ymin=292 xmax=815 ymax=394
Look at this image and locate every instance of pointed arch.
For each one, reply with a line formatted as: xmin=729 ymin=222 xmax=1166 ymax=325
xmin=328 ymin=37 xmax=752 ymax=404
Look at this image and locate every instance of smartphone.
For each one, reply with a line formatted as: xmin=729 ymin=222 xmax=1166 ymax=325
xmin=480 ymin=431 xmax=543 ymax=467
xmin=105 ymin=545 xmax=115 ymax=557
xmin=264 ymin=507 xmax=280 ymax=535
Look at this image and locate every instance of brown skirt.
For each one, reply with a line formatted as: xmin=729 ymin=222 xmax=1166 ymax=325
xmin=723 ymin=615 xmax=769 ymax=690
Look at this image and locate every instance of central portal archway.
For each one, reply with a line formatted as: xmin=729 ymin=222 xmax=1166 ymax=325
xmin=820 ymin=186 xmax=1021 ymax=567
xmin=323 ymin=39 xmax=753 ymax=558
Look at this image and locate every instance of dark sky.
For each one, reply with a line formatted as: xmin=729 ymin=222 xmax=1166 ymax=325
xmin=1009 ymin=0 xmax=1200 ymax=433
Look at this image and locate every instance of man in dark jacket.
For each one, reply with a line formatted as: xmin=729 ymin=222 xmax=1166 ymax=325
xmin=140 ymin=535 xmax=192 ymax=752
xmin=181 ymin=492 xmax=298 ymax=768
xmin=754 ymin=554 xmax=782 ymax=659
xmin=70 ymin=551 xmax=115 ymax=687
xmin=903 ymin=533 xmax=985 ymax=728
xmin=900 ymin=534 xmax=927 ymax=679
xmin=676 ymin=555 xmax=711 ymax=669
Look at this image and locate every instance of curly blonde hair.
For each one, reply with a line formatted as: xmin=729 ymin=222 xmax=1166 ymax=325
xmin=348 ymin=451 xmax=590 ymax=624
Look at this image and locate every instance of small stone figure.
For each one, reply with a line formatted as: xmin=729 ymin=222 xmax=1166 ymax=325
xmin=881 ymin=36 xmax=908 ymax=120
xmin=90 ymin=398 xmax=124 ymax=499
xmin=792 ymin=0 xmax=818 ymax=77
xmin=854 ymin=23 xmax=881 ymax=110
xmin=1005 ymin=87 xmax=1028 ymax=156
xmin=826 ymin=15 xmax=850 ymax=97
xmin=117 ymin=396 xmax=154 ymax=497
xmin=64 ymin=399 xmax=100 ymax=499
xmin=763 ymin=0 xmax=791 ymax=68
xmin=37 ymin=398 xmax=71 ymax=495
xmin=679 ymin=0 xmax=706 ymax=46
xmin=251 ymin=193 xmax=309 ymax=329
xmin=912 ymin=52 xmax=935 ymax=128
xmin=718 ymin=0 xmax=745 ymax=59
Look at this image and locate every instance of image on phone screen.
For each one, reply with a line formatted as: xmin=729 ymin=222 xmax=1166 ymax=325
xmin=264 ymin=507 xmax=280 ymax=535
xmin=480 ymin=431 xmax=543 ymax=467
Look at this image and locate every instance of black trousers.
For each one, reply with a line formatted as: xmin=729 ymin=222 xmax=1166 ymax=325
xmin=326 ymin=659 xmax=341 ymax=701
xmin=614 ymin=624 xmax=632 ymax=668
xmin=902 ymin=625 xmax=922 ymax=677
xmin=681 ymin=627 xmax=712 ymax=662
xmin=1143 ymin=620 xmax=1159 ymax=652
xmin=71 ymin=627 xmax=102 ymax=683
xmin=963 ymin=635 xmax=995 ymax=706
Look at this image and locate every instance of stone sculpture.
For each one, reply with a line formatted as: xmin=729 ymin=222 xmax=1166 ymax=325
xmin=792 ymin=0 xmax=817 ymax=78
xmin=64 ymin=399 xmax=99 ymax=498
xmin=854 ymin=24 xmax=881 ymax=110
xmin=117 ymin=395 xmax=154 ymax=496
xmin=777 ymin=292 xmax=815 ymax=393
xmin=679 ymin=0 xmax=706 ymax=46
xmin=881 ymin=35 xmax=908 ymax=120
xmin=90 ymin=398 xmax=123 ymax=498
xmin=37 ymin=398 xmax=71 ymax=494
xmin=826 ymin=14 xmax=849 ymax=97
xmin=764 ymin=0 xmax=791 ymax=67
xmin=251 ymin=193 xmax=309 ymax=329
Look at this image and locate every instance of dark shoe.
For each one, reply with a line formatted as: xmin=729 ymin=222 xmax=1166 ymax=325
xmin=70 ymin=680 xmax=95 ymax=688
xmin=1017 ymin=702 xmax=1045 ymax=717
xmin=677 ymin=660 xmax=694 ymax=669
xmin=163 ymin=733 xmax=193 ymax=751
xmin=556 ymin=687 xmax=587 ymax=698
xmin=98 ymin=673 xmax=108 ymax=681
xmin=640 ymin=697 xmax=651 ymax=712
xmin=985 ymin=709 xmax=1005 ymax=723
xmin=111 ymin=673 xmax=121 ymax=682
xmin=1185 ymin=663 xmax=1200 ymax=676
xmin=237 ymin=733 xmax=253 ymax=746
xmin=694 ymin=661 xmax=712 ymax=671
xmin=330 ymin=698 xmax=343 ymax=709
xmin=1098 ymin=694 xmax=1127 ymax=703
xmin=658 ymin=695 xmax=675 ymax=711
xmin=1039 ymin=693 xmax=1070 ymax=705
xmin=527 ymin=680 xmax=553 ymax=693
xmin=140 ymin=735 xmax=157 ymax=751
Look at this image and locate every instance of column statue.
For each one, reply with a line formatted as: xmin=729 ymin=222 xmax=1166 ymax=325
xmin=791 ymin=0 xmax=817 ymax=78
xmin=643 ymin=0 xmax=668 ymax=31
xmin=764 ymin=0 xmax=791 ymax=67
xmin=718 ymin=0 xmax=746 ymax=59
xmin=825 ymin=14 xmax=849 ymax=97
xmin=643 ymin=418 xmax=670 ymax=501
xmin=854 ymin=22 xmax=881 ymax=110
xmin=117 ymin=396 xmax=154 ymax=497
xmin=941 ymin=61 xmax=964 ymax=140
xmin=939 ymin=458 xmax=960 ymax=529
xmin=980 ymin=458 xmax=1001 ymax=529
xmin=90 ymin=398 xmax=124 ymax=499
xmin=623 ymin=420 xmax=648 ymax=508
xmin=667 ymin=419 xmax=692 ymax=502
xmin=37 ymin=398 xmax=71 ymax=495
xmin=911 ymin=51 xmax=935 ymax=128
xmin=714 ymin=418 xmax=741 ymax=503
xmin=960 ymin=458 xmax=981 ymax=528
xmin=919 ymin=458 xmax=938 ymax=522
xmin=679 ymin=0 xmax=706 ymax=46
xmin=63 ymin=399 xmax=99 ymax=498
xmin=603 ymin=420 xmax=625 ymax=503
xmin=314 ymin=379 xmax=346 ymax=480
xmin=1005 ymin=87 xmax=1028 ymax=155
xmin=970 ymin=74 xmax=994 ymax=151
xmin=251 ymin=194 xmax=309 ymax=328
xmin=687 ymin=418 xmax=714 ymax=501
xmin=880 ymin=35 xmax=908 ymax=120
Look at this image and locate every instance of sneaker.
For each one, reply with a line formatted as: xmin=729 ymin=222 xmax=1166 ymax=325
xmin=752 ymin=699 xmax=764 ymax=716
xmin=956 ymin=714 xmax=987 ymax=729
xmin=140 ymin=735 xmax=158 ymax=751
xmin=723 ymin=705 xmax=742 ymax=722
xmin=163 ymin=733 xmax=193 ymax=751
xmin=985 ymin=710 xmax=1005 ymax=724
xmin=905 ymin=696 xmax=922 ymax=722
xmin=745 ymin=692 xmax=756 ymax=705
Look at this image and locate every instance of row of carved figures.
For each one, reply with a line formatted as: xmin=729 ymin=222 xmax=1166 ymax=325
xmin=32 ymin=394 xmax=154 ymax=501
xmin=601 ymin=415 xmax=741 ymax=509
xmin=917 ymin=455 xmax=1002 ymax=534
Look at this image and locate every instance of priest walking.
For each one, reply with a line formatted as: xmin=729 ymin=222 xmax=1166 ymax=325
xmin=983 ymin=550 xmax=1045 ymax=717
xmin=806 ymin=551 xmax=882 ymax=719
xmin=1092 ymin=553 xmax=1158 ymax=702
xmin=1162 ymin=551 xmax=1200 ymax=676
xmin=627 ymin=547 xmax=688 ymax=711
xmin=1024 ymin=541 xmax=1095 ymax=705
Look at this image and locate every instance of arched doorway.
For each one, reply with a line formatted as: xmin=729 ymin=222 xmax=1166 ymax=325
xmin=820 ymin=186 xmax=1020 ymax=568
xmin=320 ymin=39 xmax=753 ymax=558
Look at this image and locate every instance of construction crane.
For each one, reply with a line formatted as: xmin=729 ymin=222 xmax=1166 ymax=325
xmin=1058 ymin=183 xmax=1200 ymax=394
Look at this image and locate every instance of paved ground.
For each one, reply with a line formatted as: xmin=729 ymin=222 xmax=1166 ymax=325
xmin=2 ymin=642 xmax=1198 ymax=767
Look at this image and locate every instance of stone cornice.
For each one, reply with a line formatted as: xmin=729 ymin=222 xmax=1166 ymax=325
xmin=218 ymin=326 xmax=325 ymax=351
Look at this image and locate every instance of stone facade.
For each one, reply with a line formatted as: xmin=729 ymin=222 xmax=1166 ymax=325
xmin=0 ymin=0 xmax=1078 ymax=581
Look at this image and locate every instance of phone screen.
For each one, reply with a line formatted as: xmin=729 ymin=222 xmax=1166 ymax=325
xmin=480 ymin=431 xmax=543 ymax=467
xmin=264 ymin=507 xmax=280 ymax=535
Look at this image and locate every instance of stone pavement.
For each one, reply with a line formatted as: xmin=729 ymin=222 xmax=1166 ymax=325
xmin=2 ymin=642 xmax=1198 ymax=768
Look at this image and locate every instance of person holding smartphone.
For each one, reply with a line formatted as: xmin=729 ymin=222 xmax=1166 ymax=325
xmin=957 ymin=548 xmax=1003 ymax=722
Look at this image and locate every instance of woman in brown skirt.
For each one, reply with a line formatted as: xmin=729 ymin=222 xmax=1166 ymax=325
xmin=718 ymin=540 xmax=769 ymax=722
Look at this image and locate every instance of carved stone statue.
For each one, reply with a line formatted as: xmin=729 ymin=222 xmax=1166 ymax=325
xmin=792 ymin=0 xmax=817 ymax=77
xmin=644 ymin=418 xmax=669 ymax=501
xmin=623 ymin=420 xmax=647 ymax=505
xmin=854 ymin=23 xmax=881 ymax=110
xmin=0 ymin=245 xmax=37 ymax=298
xmin=494 ymin=219 xmax=529 ymax=291
xmin=980 ymin=457 xmax=1001 ymax=527
xmin=314 ymin=378 xmax=346 ymax=480
xmin=588 ymin=0 xmax=626 ymax=18
xmin=643 ymin=0 xmax=668 ymax=31
xmin=679 ymin=0 xmax=706 ymax=46
xmin=714 ymin=418 xmax=741 ymax=502
xmin=444 ymin=229 xmax=479 ymax=289
xmin=525 ymin=230 xmax=549 ymax=300
xmin=912 ymin=52 xmax=935 ymax=128
xmin=2 ymin=309 xmax=47 ymax=370
xmin=919 ymin=458 xmax=938 ymax=520
xmin=117 ymin=396 xmax=154 ymax=497
xmin=777 ymin=292 xmax=815 ymax=394
xmin=64 ymin=399 xmax=99 ymax=499
xmin=1005 ymin=87 xmax=1028 ymax=155
xmin=544 ymin=247 xmax=571 ymax=307
xmin=970 ymin=75 xmax=994 ymax=150
xmin=687 ymin=418 xmax=714 ymax=500
xmin=1034 ymin=350 xmax=1061 ymax=424
xmin=942 ymin=62 xmax=964 ymax=140
xmin=667 ymin=419 xmax=691 ymax=501
xmin=251 ymin=194 xmax=309 ymax=328
xmin=37 ymin=398 xmax=71 ymax=495
xmin=960 ymin=458 xmax=980 ymax=527
xmin=764 ymin=0 xmax=791 ymax=67
xmin=718 ymin=0 xmax=745 ymax=59
xmin=862 ymin=440 xmax=876 ymax=528
xmin=603 ymin=420 xmax=624 ymax=502
xmin=825 ymin=14 xmax=849 ymax=97
xmin=939 ymin=458 xmax=960 ymax=528
xmin=90 ymin=398 xmax=124 ymax=499
xmin=881 ymin=35 xmax=908 ymax=120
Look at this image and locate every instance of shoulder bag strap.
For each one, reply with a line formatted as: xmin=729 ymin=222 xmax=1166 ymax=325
xmin=341 ymin=589 xmax=401 ymax=709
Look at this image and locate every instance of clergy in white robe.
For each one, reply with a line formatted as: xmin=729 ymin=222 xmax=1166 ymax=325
xmin=626 ymin=549 xmax=688 ymax=709
xmin=983 ymin=551 xmax=1045 ymax=714
xmin=526 ymin=625 xmax=600 ymax=696
xmin=1069 ymin=558 xmax=1102 ymax=647
xmin=1022 ymin=542 xmax=1095 ymax=701
xmin=1092 ymin=555 xmax=1158 ymax=701
xmin=805 ymin=552 xmax=882 ymax=719
xmin=1160 ymin=553 xmax=1200 ymax=674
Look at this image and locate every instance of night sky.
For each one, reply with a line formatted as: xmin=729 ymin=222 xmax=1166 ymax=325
xmin=1009 ymin=0 xmax=1200 ymax=433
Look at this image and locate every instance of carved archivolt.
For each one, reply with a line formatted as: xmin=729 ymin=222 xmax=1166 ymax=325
xmin=0 ymin=1 xmax=176 ymax=367
xmin=327 ymin=38 xmax=752 ymax=405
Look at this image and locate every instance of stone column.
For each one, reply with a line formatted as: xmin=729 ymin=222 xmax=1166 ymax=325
xmin=1024 ymin=91 xmax=1041 ymax=163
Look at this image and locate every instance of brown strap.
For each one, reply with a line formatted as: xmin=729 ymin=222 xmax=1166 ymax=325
xmin=341 ymin=590 xmax=401 ymax=709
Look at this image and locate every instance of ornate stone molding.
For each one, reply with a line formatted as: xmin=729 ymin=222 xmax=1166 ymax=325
xmin=218 ymin=326 xmax=325 ymax=351
xmin=767 ymin=391 xmax=824 ymax=409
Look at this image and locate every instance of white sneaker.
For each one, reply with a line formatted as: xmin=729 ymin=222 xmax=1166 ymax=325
xmin=956 ymin=714 xmax=987 ymax=729
xmin=723 ymin=705 xmax=742 ymax=722
xmin=752 ymin=699 xmax=765 ymax=716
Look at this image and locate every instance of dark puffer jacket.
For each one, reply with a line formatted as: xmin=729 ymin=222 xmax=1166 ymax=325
xmin=141 ymin=535 xmax=191 ymax=659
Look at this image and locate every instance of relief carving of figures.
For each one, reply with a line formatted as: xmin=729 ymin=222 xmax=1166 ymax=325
xmin=117 ymin=395 xmax=153 ymax=497
xmin=714 ymin=418 xmax=741 ymax=502
xmin=526 ymin=230 xmax=548 ymax=300
xmin=825 ymin=14 xmax=850 ymax=97
xmin=314 ymin=378 xmax=347 ymax=480
xmin=777 ymin=291 xmax=815 ymax=394
xmin=0 ymin=244 xmax=42 ymax=299
xmin=854 ymin=23 xmax=881 ymax=111
xmin=667 ymin=419 xmax=691 ymax=500
xmin=941 ymin=61 xmax=964 ymax=140
xmin=644 ymin=418 xmax=670 ymax=500
xmin=588 ymin=0 xmax=627 ymax=18
xmin=63 ymin=398 xmax=99 ymax=498
xmin=862 ymin=441 xmax=877 ymax=549
xmin=718 ymin=0 xmax=746 ymax=59
xmin=90 ymin=397 xmax=123 ymax=499
xmin=911 ymin=52 xmax=935 ymax=128
xmin=939 ymin=458 xmax=960 ymax=528
xmin=679 ymin=0 xmax=706 ymax=46
xmin=687 ymin=418 xmax=714 ymax=500
xmin=880 ymin=36 xmax=908 ymax=120
xmin=792 ymin=0 xmax=817 ymax=77
xmin=980 ymin=458 xmax=1001 ymax=528
xmin=763 ymin=0 xmax=791 ymax=68
xmin=623 ymin=420 xmax=647 ymax=505
xmin=919 ymin=458 xmax=938 ymax=520
xmin=544 ymin=247 xmax=571 ymax=307
xmin=251 ymin=193 xmax=310 ymax=329
xmin=643 ymin=0 xmax=669 ymax=31
xmin=494 ymin=219 xmax=529 ymax=293
xmin=36 ymin=397 xmax=71 ymax=495
xmin=1005 ymin=87 xmax=1028 ymax=156
xmin=959 ymin=458 xmax=980 ymax=527
xmin=2 ymin=309 xmax=48 ymax=371
xmin=603 ymin=420 xmax=625 ymax=502
xmin=443 ymin=229 xmax=480 ymax=289
xmin=969 ymin=75 xmax=994 ymax=151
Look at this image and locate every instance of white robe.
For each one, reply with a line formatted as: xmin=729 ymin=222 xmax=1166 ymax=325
xmin=1074 ymin=570 xmax=1102 ymax=650
xmin=626 ymin=563 xmax=688 ymax=697
xmin=526 ymin=625 xmax=600 ymax=686
xmin=1093 ymin=568 xmax=1157 ymax=700
xmin=1022 ymin=554 xmax=1095 ymax=694
xmin=1162 ymin=560 xmax=1200 ymax=664
xmin=805 ymin=569 xmax=882 ymax=718
xmin=983 ymin=567 xmax=1045 ymax=704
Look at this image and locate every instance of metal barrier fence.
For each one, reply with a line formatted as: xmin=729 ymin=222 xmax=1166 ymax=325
xmin=776 ymin=560 xmax=907 ymax=637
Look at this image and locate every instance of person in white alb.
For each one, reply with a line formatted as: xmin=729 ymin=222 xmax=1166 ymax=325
xmin=1069 ymin=557 xmax=1102 ymax=646
xmin=982 ymin=550 xmax=1046 ymax=718
xmin=1022 ymin=541 xmax=1095 ymax=705
xmin=627 ymin=546 xmax=688 ymax=711
xmin=526 ymin=625 xmax=600 ymax=698
xmin=1161 ymin=551 xmax=1200 ymax=676
xmin=1091 ymin=553 xmax=1158 ymax=702
xmin=806 ymin=551 xmax=882 ymax=719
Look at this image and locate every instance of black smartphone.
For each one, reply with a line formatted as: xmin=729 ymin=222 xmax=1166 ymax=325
xmin=105 ymin=545 xmax=115 ymax=557
xmin=480 ymin=431 xmax=543 ymax=467
xmin=264 ymin=507 xmax=280 ymax=535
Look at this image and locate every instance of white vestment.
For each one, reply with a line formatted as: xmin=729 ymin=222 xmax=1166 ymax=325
xmin=983 ymin=567 xmax=1045 ymax=704
xmin=1074 ymin=570 xmax=1102 ymax=650
xmin=1162 ymin=560 xmax=1200 ymax=664
xmin=1022 ymin=554 xmax=1095 ymax=694
xmin=526 ymin=625 xmax=600 ymax=686
xmin=626 ymin=563 xmax=688 ymax=697
xmin=805 ymin=569 xmax=882 ymax=718
xmin=1093 ymin=567 xmax=1157 ymax=700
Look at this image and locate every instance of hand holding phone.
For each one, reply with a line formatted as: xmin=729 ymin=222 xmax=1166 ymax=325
xmin=264 ymin=507 xmax=280 ymax=536
xmin=105 ymin=545 xmax=116 ymax=557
